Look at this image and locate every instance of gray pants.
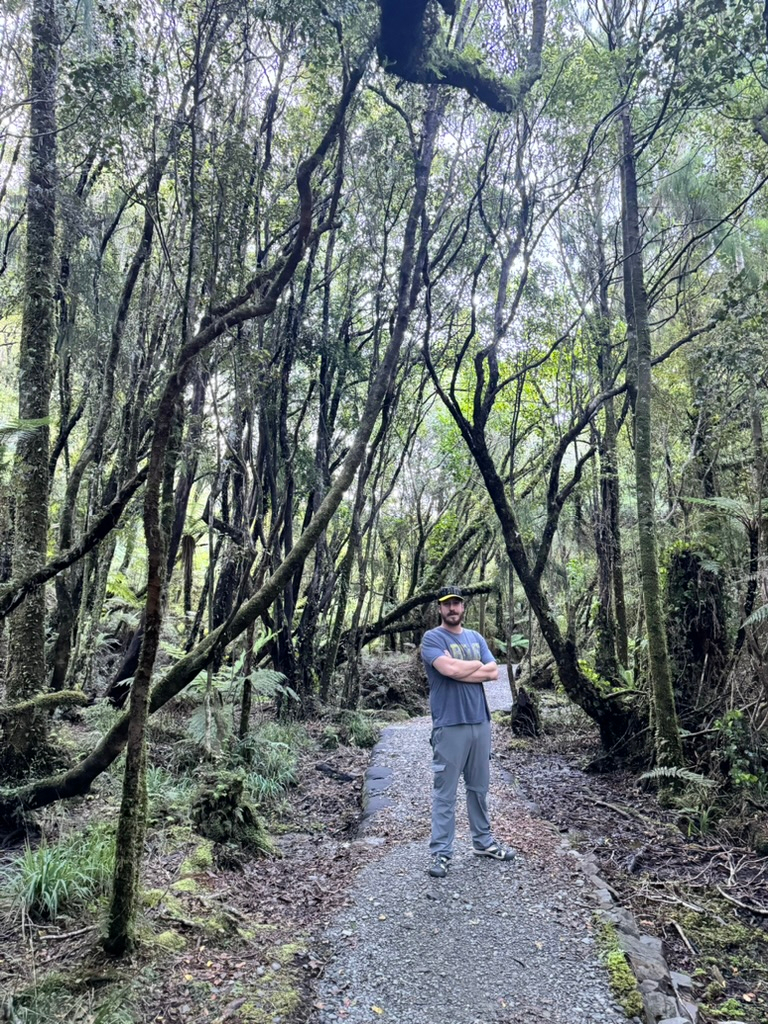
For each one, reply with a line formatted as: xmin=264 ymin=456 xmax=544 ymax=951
xmin=430 ymin=721 xmax=492 ymax=857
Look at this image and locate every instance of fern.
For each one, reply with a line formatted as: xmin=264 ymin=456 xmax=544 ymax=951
xmin=494 ymin=633 xmax=530 ymax=654
xmin=186 ymin=702 xmax=231 ymax=750
xmin=105 ymin=572 xmax=143 ymax=608
xmin=743 ymin=603 xmax=768 ymax=629
xmin=640 ymin=766 xmax=716 ymax=790
xmin=0 ymin=417 xmax=50 ymax=452
xmin=682 ymin=495 xmax=768 ymax=525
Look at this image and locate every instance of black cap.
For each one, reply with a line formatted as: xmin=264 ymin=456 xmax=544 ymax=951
xmin=437 ymin=586 xmax=464 ymax=602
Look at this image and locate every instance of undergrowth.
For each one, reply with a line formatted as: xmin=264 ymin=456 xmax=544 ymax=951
xmin=233 ymin=721 xmax=311 ymax=806
xmin=8 ymin=972 xmax=135 ymax=1024
xmin=1 ymin=823 xmax=115 ymax=922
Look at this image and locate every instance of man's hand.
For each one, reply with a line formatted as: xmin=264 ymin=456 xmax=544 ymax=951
xmin=433 ymin=653 xmax=499 ymax=683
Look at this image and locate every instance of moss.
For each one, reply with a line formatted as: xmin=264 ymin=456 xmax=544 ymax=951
xmin=275 ymin=941 xmax=306 ymax=965
xmin=679 ymin=910 xmax=765 ymax=950
xmin=673 ymin=905 xmax=767 ymax=1021
xmin=179 ymin=840 xmax=214 ymax=874
xmin=201 ymin=911 xmax=229 ymax=936
xmin=505 ymin=736 xmax=534 ymax=752
xmin=171 ymin=876 xmax=199 ymax=893
xmin=238 ymin=987 xmax=301 ymax=1023
xmin=594 ymin=918 xmax=644 ymax=1018
xmin=141 ymin=889 xmax=189 ymax=927
xmin=142 ymin=888 xmax=165 ymax=908
xmin=232 ymin=936 xmax=308 ymax=1022
xmin=151 ymin=929 xmax=186 ymax=952
xmin=162 ymin=824 xmax=195 ymax=851
xmin=706 ymin=997 xmax=747 ymax=1019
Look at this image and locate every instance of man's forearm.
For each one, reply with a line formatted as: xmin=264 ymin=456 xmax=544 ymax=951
xmin=432 ymin=653 xmax=499 ymax=682
xmin=453 ymin=663 xmax=499 ymax=683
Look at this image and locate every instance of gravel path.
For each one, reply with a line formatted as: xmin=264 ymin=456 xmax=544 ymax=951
xmin=310 ymin=676 xmax=632 ymax=1024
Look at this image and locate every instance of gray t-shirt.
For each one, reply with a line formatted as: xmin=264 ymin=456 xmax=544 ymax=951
xmin=421 ymin=626 xmax=493 ymax=728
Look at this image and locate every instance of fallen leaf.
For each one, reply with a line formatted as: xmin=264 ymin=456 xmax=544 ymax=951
xmin=372 ymin=1007 xmax=383 ymax=1015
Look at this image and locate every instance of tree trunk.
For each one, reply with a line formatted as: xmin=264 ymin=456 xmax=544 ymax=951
xmin=4 ymin=0 xmax=58 ymax=772
xmin=620 ymin=110 xmax=683 ymax=769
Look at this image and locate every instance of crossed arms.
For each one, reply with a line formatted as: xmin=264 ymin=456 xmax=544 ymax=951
xmin=432 ymin=653 xmax=499 ymax=684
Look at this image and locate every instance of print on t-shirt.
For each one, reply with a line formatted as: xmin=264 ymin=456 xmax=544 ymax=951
xmin=447 ymin=641 xmax=482 ymax=660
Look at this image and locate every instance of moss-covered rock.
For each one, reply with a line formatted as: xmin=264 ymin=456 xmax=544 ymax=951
xmin=151 ymin=929 xmax=186 ymax=952
xmin=191 ymin=771 xmax=276 ymax=856
xmin=171 ymin=876 xmax=199 ymax=893
xmin=179 ymin=839 xmax=214 ymax=874
xmin=594 ymin=919 xmax=644 ymax=1018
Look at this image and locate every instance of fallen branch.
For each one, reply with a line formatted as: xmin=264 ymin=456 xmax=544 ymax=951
xmin=584 ymin=796 xmax=648 ymax=822
xmin=717 ymin=885 xmax=768 ymax=916
xmin=39 ymin=924 xmax=99 ymax=941
xmin=670 ymin=918 xmax=697 ymax=955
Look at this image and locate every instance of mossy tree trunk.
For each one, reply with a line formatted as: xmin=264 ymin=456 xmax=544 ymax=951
xmin=592 ymin=211 xmax=628 ymax=681
xmin=4 ymin=0 xmax=59 ymax=771
xmin=619 ymin=110 xmax=683 ymax=769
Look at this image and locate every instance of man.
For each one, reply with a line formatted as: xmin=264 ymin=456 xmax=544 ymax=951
xmin=421 ymin=586 xmax=515 ymax=878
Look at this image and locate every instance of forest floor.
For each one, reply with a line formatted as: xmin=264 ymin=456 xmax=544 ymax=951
xmin=1 ymin=682 xmax=767 ymax=1024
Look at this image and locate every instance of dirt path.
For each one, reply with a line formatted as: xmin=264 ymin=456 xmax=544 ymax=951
xmin=309 ymin=676 xmax=634 ymax=1024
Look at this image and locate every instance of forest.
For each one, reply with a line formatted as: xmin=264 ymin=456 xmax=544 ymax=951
xmin=1 ymin=0 xmax=767 ymax=1020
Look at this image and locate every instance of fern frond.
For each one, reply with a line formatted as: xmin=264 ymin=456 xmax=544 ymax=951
xmin=742 ymin=603 xmax=768 ymax=629
xmin=249 ymin=668 xmax=289 ymax=694
xmin=640 ymin=766 xmax=716 ymax=789
xmin=683 ymin=495 xmax=768 ymax=524
xmin=0 ymin=417 xmax=50 ymax=450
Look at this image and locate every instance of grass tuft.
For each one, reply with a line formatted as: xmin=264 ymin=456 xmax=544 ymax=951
xmin=1 ymin=823 xmax=115 ymax=922
xmin=234 ymin=723 xmax=311 ymax=807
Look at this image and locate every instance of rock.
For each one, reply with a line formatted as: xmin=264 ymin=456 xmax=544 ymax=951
xmin=634 ymin=958 xmax=670 ymax=984
xmin=593 ymin=884 xmax=614 ymax=908
xmin=670 ymin=971 xmax=693 ymax=992
xmin=616 ymin=930 xmax=664 ymax=964
xmin=360 ymin=795 xmax=395 ymax=818
xmin=606 ymin=907 xmax=641 ymax=938
xmin=641 ymin=987 xmax=679 ymax=1021
xmin=581 ymin=854 xmax=601 ymax=876
xmin=365 ymin=776 xmax=392 ymax=794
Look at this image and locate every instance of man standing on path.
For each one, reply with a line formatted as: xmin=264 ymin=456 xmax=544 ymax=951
xmin=421 ymin=586 xmax=516 ymax=878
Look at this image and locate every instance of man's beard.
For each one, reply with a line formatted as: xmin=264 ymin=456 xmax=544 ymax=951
xmin=440 ymin=609 xmax=463 ymax=626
